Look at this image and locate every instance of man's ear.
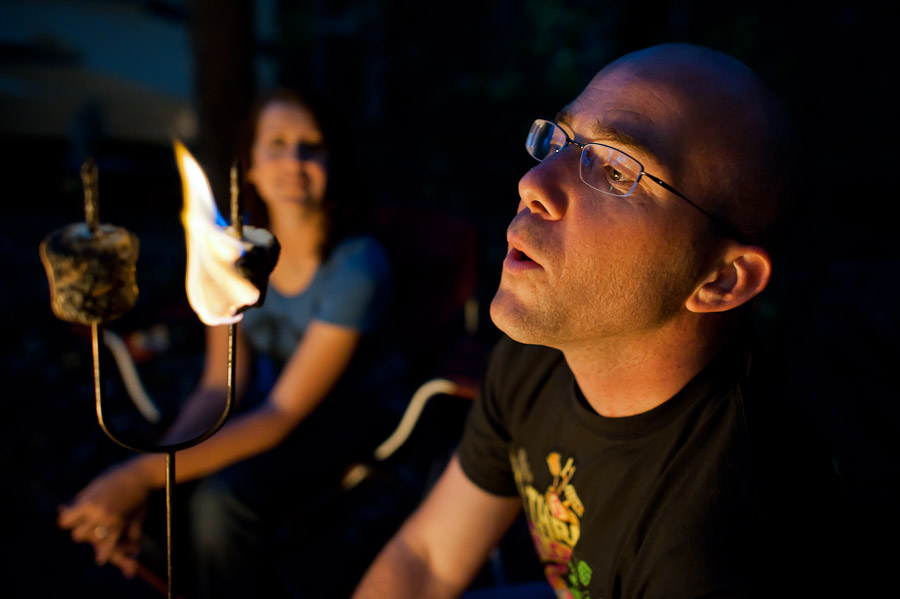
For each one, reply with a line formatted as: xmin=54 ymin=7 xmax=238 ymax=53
xmin=685 ymin=244 xmax=772 ymax=313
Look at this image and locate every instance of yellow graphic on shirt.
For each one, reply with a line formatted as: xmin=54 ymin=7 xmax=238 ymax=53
xmin=510 ymin=449 xmax=593 ymax=599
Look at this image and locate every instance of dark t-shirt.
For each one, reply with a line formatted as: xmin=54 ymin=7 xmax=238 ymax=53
xmin=458 ymin=335 xmax=831 ymax=598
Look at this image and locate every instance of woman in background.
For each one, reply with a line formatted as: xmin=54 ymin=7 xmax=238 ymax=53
xmin=58 ymin=88 xmax=407 ymax=598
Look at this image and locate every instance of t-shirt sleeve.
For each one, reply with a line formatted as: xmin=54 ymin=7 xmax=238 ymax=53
xmin=457 ymin=337 xmax=520 ymax=497
xmin=314 ymin=237 xmax=391 ymax=332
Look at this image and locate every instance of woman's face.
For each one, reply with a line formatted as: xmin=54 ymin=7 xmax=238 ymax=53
xmin=248 ymin=100 xmax=328 ymax=211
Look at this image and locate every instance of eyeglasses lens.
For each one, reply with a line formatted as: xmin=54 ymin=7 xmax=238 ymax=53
xmin=526 ymin=119 xmax=643 ymax=197
xmin=526 ymin=120 xmax=566 ymax=160
xmin=580 ymin=145 xmax=641 ymax=197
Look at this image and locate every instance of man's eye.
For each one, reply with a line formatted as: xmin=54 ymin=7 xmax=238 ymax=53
xmin=602 ymin=166 xmax=638 ymax=195
xmin=606 ymin=166 xmax=634 ymax=185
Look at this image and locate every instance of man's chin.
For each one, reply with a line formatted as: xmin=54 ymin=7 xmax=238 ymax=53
xmin=490 ymin=291 xmax=553 ymax=346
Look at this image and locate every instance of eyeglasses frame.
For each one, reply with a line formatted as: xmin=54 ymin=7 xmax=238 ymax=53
xmin=527 ymin=119 xmax=746 ymax=243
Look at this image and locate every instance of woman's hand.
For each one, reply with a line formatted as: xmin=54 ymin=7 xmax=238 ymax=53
xmin=107 ymin=507 xmax=145 ymax=578
xmin=57 ymin=461 xmax=152 ymax=566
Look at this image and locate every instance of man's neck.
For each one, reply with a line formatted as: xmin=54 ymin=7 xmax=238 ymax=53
xmin=561 ymin=316 xmax=726 ymax=418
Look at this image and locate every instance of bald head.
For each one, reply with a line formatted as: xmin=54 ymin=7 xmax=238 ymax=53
xmin=592 ymin=44 xmax=795 ymax=246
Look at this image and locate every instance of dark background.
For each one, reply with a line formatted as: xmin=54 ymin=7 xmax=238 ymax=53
xmin=1 ymin=0 xmax=897 ymax=596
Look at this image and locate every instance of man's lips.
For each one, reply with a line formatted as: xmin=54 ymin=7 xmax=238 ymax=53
xmin=503 ymin=235 xmax=543 ymax=272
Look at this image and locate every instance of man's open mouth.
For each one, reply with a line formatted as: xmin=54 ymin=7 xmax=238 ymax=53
xmin=510 ymin=248 xmax=534 ymax=263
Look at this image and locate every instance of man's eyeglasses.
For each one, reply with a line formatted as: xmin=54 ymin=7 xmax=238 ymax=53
xmin=525 ymin=119 xmax=744 ymax=242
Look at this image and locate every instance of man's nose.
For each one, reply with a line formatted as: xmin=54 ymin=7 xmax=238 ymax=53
xmin=517 ymin=153 xmax=571 ymax=220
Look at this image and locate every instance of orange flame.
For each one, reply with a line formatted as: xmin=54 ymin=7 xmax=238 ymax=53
xmin=174 ymin=140 xmax=259 ymax=325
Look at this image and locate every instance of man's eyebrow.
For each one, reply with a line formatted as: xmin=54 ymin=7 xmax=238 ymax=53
xmin=555 ymin=109 xmax=576 ymax=132
xmin=590 ymin=123 xmax=654 ymax=157
xmin=555 ymin=109 xmax=656 ymax=160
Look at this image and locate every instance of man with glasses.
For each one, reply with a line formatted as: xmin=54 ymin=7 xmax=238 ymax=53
xmin=353 ymin=43 xmax=834 ymax=598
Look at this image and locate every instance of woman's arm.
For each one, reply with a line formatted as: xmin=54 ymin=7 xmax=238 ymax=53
xmin=58 ymin=319 xmax=360 ymax=563
xmin=134 ymin=319 xmax=361 ymax=486
xmin=56 ymin=323 xmax=248 ymax=564
xmin=161 ymin=323 xmax=251 ymax=443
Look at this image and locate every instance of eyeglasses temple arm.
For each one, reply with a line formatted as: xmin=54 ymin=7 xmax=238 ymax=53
xmin=642 ymin=173 xmax=749 ymax=244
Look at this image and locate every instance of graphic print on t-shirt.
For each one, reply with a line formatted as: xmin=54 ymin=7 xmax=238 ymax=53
xmin=510 ymin=448 xmax=594 ymax=599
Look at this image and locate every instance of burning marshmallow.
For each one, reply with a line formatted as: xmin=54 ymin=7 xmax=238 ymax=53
xmin=175 ymin=141 xmax=279 ymax=326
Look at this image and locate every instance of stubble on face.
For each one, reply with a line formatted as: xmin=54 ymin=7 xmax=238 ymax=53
xmin=490 ymin=199 xmax=710 ymax=350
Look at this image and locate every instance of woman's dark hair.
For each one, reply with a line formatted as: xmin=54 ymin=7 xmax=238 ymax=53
xmin=235 ymin=87 xmax=364 ymax=258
